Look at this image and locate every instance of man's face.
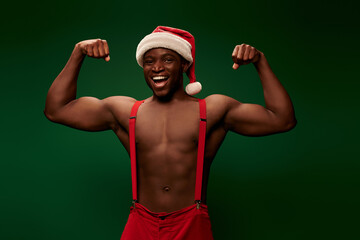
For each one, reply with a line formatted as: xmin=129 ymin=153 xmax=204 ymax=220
xmin=143 ymin=48 xmax=188 ymax=98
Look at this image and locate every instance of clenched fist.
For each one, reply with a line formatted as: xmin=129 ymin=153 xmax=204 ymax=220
xmin=232 ymin=44 xmax=262 ymax=69
xmin=76 ymin=39 xmax=110 ymax=62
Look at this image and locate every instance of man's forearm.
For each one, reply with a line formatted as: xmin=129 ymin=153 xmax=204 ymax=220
xmin=254 ymin=53 xmax=296 ymax=125
xmin=44 ymin=44 xmax=85 ymax=118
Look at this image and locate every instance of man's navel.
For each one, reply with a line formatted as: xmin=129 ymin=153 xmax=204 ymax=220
xmin=162 ymin=185 xmax=171 ymax=192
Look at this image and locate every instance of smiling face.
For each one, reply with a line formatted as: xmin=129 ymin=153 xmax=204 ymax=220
xmin=143 ymin=48 xmax=189 ymax=99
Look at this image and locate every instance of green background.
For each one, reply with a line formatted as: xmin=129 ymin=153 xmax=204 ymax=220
xmin=1 ymin=0 xmax=359 ymax=239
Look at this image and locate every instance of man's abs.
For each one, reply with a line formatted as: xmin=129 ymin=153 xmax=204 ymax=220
xmin=136 ymin=143 xmax=199 ymax=212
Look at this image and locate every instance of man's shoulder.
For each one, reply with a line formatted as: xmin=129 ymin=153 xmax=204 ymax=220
xmin=204 ymin=94 xmax=229 ymax=102
xmin=204 ymin=94 xmax=243 ymax=116
xmin=101 ymin=96 xmax=138 ymax=114
xmin=103 ymin=95 xmax=137 ymax=103
xmin=204 ymin=94 xmax=240 ymax=107
xmin=102 ymin=96 xmax=137 ymax=106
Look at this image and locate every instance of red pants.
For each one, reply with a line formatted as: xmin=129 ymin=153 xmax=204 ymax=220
xmin=120 ymin=202 xmax=214 ymax=240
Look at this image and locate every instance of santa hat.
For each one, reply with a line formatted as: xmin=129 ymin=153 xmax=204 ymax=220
xmin=136 ymin=26 xmax=202 ymax=95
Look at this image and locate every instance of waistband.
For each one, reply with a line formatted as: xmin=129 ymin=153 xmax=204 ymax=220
xmin=131 ymin=202 xmax=209 ymax=223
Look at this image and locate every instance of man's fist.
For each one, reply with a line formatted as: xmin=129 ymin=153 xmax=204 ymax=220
xmin=76 ymin=39 xmax=110 ymax=62
xmin=232 ymin=44 xmax=262 ymax=69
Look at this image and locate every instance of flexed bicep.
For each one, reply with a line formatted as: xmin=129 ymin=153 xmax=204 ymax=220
xmin=225 ymin=43 xmax=296 ymax=135
xmin=224 ymin=100 xmax=286 ymax=136
xmin=47 ymin=96 xmax=115 ymax=131
xmin=46 ymin=95 xmax=135 ymax=132
xmin=43 ymin=39 xmax=131 ymax=132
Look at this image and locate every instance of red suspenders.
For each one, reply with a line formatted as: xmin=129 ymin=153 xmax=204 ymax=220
xmin=129 ymin=99 xmax=207 ymax=208
xmin=195 ymin=99 xmax=207 ymax=207
xmin=129 ymin=100 xmax=145 ymax=202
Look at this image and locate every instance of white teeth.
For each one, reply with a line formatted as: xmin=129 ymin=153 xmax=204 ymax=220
xmin=152 ymin=76 xmax=168 ymax=80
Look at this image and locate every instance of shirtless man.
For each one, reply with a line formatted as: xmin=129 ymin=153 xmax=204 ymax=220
xmin=44 ymin=26 xmax=296 ymax=239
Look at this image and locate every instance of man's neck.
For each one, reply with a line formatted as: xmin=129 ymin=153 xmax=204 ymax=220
xmin=150 ymin=88 xmax=191 ymax=104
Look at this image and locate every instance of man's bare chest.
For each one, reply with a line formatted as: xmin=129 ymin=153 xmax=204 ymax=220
xmin=135 ymin=105 xmax=200 ymax=149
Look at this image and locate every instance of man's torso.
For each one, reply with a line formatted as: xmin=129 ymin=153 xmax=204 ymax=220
xmin=109 ymin=95 xmax=228 ymax=212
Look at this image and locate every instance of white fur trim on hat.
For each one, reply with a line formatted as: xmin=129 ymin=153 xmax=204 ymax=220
xmin=136 ymin=32 xmax=193 ymax=67
xmin=185 ymin=82 xmax=202 ymax=95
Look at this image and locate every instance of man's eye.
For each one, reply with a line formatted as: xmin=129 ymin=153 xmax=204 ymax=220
xmin=144 ymin=60 xmax=153 ymax=64
xmin=164 ymin=58 xmax=173 ymax=63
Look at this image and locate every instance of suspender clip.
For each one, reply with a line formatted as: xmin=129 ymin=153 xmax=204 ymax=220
xmin=132 ymin=200 xmax=137 ymax=208
xmin=195 ymin=200 xmax=201 ymax=209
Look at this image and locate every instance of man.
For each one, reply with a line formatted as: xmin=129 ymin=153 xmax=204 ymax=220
xmin=44 ymin=26 xmax=296 ymax=239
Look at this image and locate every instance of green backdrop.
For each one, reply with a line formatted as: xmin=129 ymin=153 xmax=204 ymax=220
xmin=1 ymin=0 xmax=359 ymax=239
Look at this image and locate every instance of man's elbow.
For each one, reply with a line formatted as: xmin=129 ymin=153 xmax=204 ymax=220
xmin=280 ymin=117 xmax=297 ymax=132
xmin=43 ymin=109 xmax=58 ymax=123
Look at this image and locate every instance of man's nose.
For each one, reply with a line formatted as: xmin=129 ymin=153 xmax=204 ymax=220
xmin=152 ymin=61 xmax=164 ymax=72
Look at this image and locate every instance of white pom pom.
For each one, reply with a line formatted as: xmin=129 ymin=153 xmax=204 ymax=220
xmin=185 ymin=82 xmax=202 ymax=95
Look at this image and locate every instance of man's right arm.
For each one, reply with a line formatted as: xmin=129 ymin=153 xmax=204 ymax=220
xmin=44 ymin=39 xmax=134 ymax=131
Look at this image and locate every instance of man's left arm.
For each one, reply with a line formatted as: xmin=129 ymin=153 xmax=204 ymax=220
xmin=219 ymin=44 xmax=297 ymax=136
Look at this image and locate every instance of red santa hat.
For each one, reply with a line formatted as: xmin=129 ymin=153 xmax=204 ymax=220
xmin=136 ymin=26 xmax=201 ymax=95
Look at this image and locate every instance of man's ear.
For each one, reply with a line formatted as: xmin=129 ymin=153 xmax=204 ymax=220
xmin=182 ymin=60 xmax=190 ymax=72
